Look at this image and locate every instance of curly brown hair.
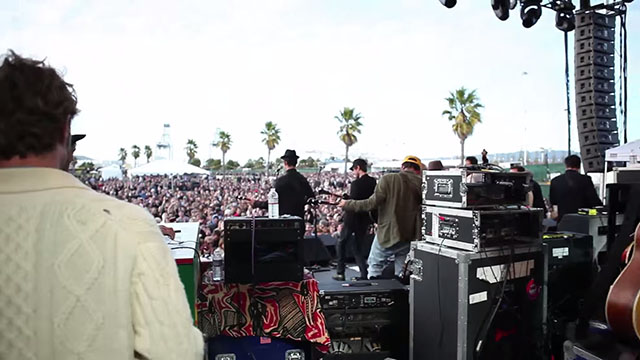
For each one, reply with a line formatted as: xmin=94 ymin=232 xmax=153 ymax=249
xmin=0 ymin=50 xmax=79 ymax=160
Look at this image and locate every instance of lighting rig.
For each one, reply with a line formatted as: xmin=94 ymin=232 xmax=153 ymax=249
xmin=438 ymin=0 xmax=632 ymax=32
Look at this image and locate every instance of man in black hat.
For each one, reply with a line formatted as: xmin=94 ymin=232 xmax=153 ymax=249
xmin=252 ymin=149 xmax=314 ymax=218
xmin=333 ymin=158 xmax=376 ymax=281
xmin=66 ymin=133 xmax=86 ymax=170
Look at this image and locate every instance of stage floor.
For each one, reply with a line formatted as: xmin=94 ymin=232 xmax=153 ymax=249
xmin=312 ymin=266 xmax=359 ymax=283
xmin=312 ymin=265 xmax=407 ymax=292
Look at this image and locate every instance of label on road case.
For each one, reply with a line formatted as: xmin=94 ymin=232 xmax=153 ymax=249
xmin=476 ymin=260 xmax=535 ymax=284
xmin=469 ymin=291 xmax=488 ymax=305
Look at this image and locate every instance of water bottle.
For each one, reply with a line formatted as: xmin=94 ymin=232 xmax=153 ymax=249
xmin=202 ymin=268 xmax=214 ymax=284
xmin=211 ymin=247 xmax=224 ymax=282
xmin=268 ymin=188 xmax=279 ymax=218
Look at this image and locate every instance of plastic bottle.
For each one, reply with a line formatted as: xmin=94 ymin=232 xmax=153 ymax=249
xmin=211 ymin=247 xmax=224 ymax=282
xmin=268 ymin=188 xmax=279 ymax=218
xmin=202 ymin=267 xmax=214 ymax=284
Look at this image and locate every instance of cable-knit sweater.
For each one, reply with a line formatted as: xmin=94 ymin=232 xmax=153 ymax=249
xmin=0 ymin=168 xmax=203 ymax=360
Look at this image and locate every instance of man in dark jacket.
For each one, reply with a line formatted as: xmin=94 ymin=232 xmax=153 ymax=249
xmin=549 ymin=154 xmax=602 ymax=222
xmin=339 ymin=155 xmax=422 ymax=279
xmin=333 ymin=159 xmax=377 ymax=281
xmin=510 ymin=165 xmax=547 ymax=214
xmin=253 ymin=149 xmax=314 ymax=218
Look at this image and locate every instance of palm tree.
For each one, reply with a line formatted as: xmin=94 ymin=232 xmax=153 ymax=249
xmin=442 ymin=87 xmax=483 ymax=165
xmin=212 ymin=130 xmax=232 ymax=175
xmin=131 ymin=145 xmax=141 ymax=166
xmin=335 ymin=107 xmax=363 ymax=175
xmin=185 ymin=139 xmax=198 ymax=162
xmin=118 ymin=148 xmax=127 ymax=166
xmin=261 ymin=121 xmax=281 ymax=174
xmin=144 ymin=145 xmax=153 ymax=163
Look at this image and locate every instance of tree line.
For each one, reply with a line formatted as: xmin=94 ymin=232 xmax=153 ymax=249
xmin=118 ymin=88 xmax=484 ymax=172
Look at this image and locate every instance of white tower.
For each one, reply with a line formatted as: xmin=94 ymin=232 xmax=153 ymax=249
xmin=156 ymin=124 xmax=172 ymax=160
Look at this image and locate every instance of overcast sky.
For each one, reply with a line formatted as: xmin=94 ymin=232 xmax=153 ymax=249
xmin=2 ymin=0 xmax=638 ymax=164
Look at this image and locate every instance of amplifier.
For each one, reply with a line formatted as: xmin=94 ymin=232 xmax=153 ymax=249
xmin=422 ymin=168 xmax=531 ymax=208
xmin=319 ymin=279 xmax=408 ymax=359
xmin=224 ymin=217 xmax=304 ymax=284
xmin=557 ymin=213 xmax=624 ymax=256
xmin=422 ymin=206 xmax=543 ymax=252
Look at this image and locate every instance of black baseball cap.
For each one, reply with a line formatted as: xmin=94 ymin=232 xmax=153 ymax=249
xmin=350 ymin=158 xmax=367 ymax=171
xmin=71 ymin=134 xmax=86 ymax=145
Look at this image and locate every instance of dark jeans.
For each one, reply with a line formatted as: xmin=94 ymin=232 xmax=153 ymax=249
xmin=336 ymin=225 xmax=370 ymax=279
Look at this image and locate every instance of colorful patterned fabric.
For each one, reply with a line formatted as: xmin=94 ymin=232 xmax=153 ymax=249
xmin=196 ymin=279 xmax=330 ymax=353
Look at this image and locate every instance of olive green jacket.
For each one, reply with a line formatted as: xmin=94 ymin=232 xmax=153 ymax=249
xmin=343 ymin=170 xmax=422 ymax=248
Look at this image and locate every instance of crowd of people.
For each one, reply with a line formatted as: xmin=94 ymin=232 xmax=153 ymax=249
xmin=78 ymin=171 xmax=376 ymax=255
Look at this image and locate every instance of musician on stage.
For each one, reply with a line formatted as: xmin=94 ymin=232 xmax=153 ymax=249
xmin=250 ymin=149 xmax=315 ymax=218
xmin=333 ymin=159 xmax=376 ymax=281
xmin=338 ymin=155 xmax=423 ymax=280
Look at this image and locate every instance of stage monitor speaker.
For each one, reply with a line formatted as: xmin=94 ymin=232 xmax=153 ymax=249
xmin=224 ymin=217 xmax=305 ymax=284
xmin=574 ymin=11 xmax=619 ymax=173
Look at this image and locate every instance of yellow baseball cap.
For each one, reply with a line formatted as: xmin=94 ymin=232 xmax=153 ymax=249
xmin=402 ymin=155 xmax=423 ymax=168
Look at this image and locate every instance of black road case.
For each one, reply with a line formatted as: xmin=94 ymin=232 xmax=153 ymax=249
xmin=422 ymin=205 xmax=543 ymax=252
xmin=422 ymin=169 xmax=531 ymax=209
xmin=409 ymin=241 xmax=543 ymax=360
xmin=319 ymin=279 xmax=409 ymax=360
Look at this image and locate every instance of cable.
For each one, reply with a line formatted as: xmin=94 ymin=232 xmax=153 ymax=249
xmin=169 ymin=246 xmax=202 ymax=282
xmin=473 ymin=246 xmax=514 ymax=359
xmin=564 ymin=30 xmax=572 ymax=156
xmin=436 ymin=237 xmax=446 ymax=349
xmin=621 ymin=6 xmax=628 ymax=144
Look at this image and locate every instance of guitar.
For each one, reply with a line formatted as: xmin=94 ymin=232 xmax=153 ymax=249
xmin=605 ymin=222 xmax=640 ymax=340
xmin=318 ymin=189 xmax=378 ymax=224
xmin=318 ymin=189 xmax=349 ymax=199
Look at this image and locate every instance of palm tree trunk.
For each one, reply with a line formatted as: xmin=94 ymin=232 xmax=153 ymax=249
xmin=222 ymin=152 xmax=226 ymax=176
xmin=267 ymin=149 xmax=271 ymax=176
xmin=460 ymin=139 xmax=465 ymax=166
xmin=344 ymin=144 xmax=349 ymax=177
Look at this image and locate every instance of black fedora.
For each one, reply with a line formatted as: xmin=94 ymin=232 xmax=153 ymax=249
xmin=280 ymin=149 xmax=299 ymax=160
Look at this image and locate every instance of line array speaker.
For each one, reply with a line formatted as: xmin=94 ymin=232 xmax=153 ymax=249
xmin=574 ymin=11 xmax=619 ymax=173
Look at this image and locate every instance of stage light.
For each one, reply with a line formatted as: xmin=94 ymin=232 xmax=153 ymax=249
xmin=554 ymin=1 xmax=576 ymax=32
xmin=555 ymin=9 xmax=575 ymax=31
xmin=520 ymin=0 xmax=542 ymax=28
xmin=439 ymin=0 xmax=457 ymax=8
xmin=509 ymin=0 xmax=518 ymax=9
xmin=492 ymin=0 xmax=511 ymax=20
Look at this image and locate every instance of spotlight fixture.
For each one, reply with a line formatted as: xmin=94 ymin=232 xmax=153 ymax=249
xmin=520 ymin=0 xmax=542 ymax=28
xmin=439 ymin=0 xmax=457 ymax=8
xmin=555 ymin=9 xmax=575 ymax=31
xmin=509 ymin=0 xmax=518 ymax=9
xmin=554 ymin=1 xmax=576 ymax=32
xmin=492 ymin=0 xmax=511 ymax=20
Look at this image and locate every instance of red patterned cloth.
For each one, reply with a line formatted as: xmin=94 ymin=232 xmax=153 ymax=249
xmin=196 ymin=279 xmax=330 ymax=353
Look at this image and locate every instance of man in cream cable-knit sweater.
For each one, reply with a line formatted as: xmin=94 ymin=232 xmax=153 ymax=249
xmin=0 ymin=51 xmax=203 ymax=359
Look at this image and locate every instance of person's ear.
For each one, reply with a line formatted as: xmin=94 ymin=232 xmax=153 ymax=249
xmin=63 ymin=117 xmax=71 ymax=149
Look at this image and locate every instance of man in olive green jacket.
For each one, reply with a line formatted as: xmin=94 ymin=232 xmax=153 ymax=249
xmin=339 ymin=155 xmax=423 ymax=279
